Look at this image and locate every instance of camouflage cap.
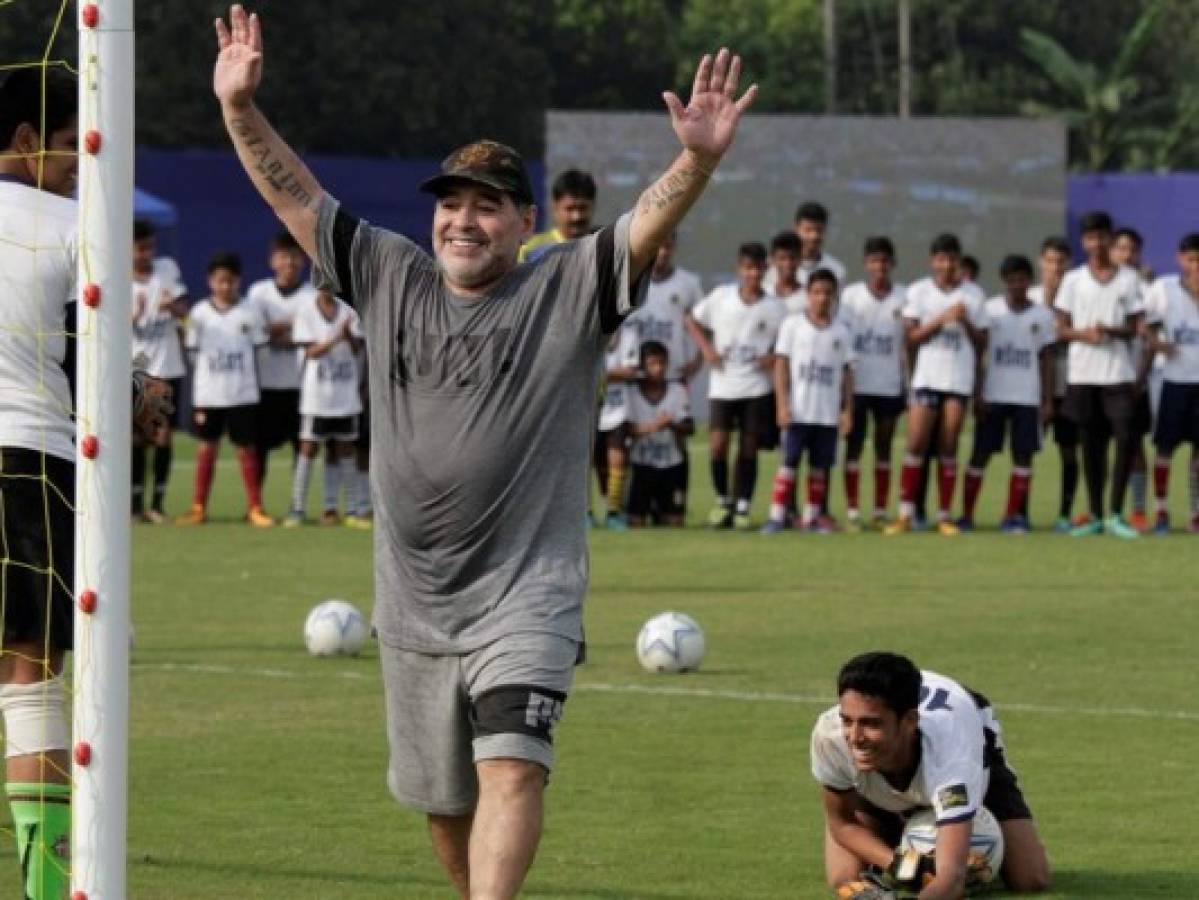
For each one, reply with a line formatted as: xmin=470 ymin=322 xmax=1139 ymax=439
xmin=419 ymin=140 xmax=535 ymax=207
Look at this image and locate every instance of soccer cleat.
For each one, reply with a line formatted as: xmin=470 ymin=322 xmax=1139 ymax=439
xmin=174 ymin=504 xmax=207 ymax=526
xmin=1105 ymin=514 xmax=1139 ymax=540
xmin=1128 ymin=510 xmax=1150 ymax=532
xmin=1153 ymin=511 xmax=1170 ymax=535
xmin=1071 ymin=512 xmax=1094 ymax=527
xmin=759 ymin=519 xmax=788 ymax=535
xmin=911 ymin=514 xmax=929 ymax=532
xmin=870 ymin=512 xmax=889 ymax=531
xmin=1190 ymin=513 xmax=1199 ymax=534
xmin=282 ymin=511 xmax=304 ymax=528
xmin=707 ymin=504 xmax=733 ymax=529
xmin=936 ymin=519 xmax=960 ymax=537
xmin=733 ymin=511 xmax=753 ymax=531
xmin=1000 ymin=515 xmax=1030 ymax=535
xmin=1053 ymin=516 xmax=1072 ymax=534
xmin=344 ymin=514 xmax=373 ymax=531
xmin=1069 ymin=518 xmax=1103 ymax=537
xmin=605 ymin=512 xmax=629 ymax=531
xmin=144 ymin=508 xmax=168 ymax=525
xmin=844 ymin=515 xmax=864 ymax=534
xmin=248 ymin=506 xmax=276 ymax=528
xmin=320 ymin=509 xmax=342 ymax=527
xmin=883 ymin=516 xmax=912 ymax=536
xmin=954 ymin=516 xmax=974 ymax=533
xmin=804 ymin=515 xmax=838 ymax=534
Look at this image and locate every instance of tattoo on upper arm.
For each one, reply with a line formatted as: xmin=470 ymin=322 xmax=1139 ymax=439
xmin=229 ymin=117 xmax=313 ymax=208
xmin=637 ymin=164 xmax=708 ymax=216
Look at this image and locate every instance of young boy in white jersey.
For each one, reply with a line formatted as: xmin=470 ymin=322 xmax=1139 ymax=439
xmin=1144 ymin=232 xmax=1199 ymax=534
xmin=626 ymin=342 xmax=694 ymax=526
xmin=594 ymin=322 xmax=641 ymax=529
xmin=686 ymin=242 xmax=787 ymax=529
xmin=1028 ymin=237 xmax=1080 ymax=531
xmin=811 ymin=652 xmax=1050 ymax=899
xmin=178 ymin=252 xmax=274 ymax=526
xmin=885 ymin=234 xmax=988 ymax=536
xmin=840 ymin=237 xmax=907 ymax=529
xmin=284 ymin=290 xmax=365 ymax=525
xmin=958 ymin=256 xmax=1055 ymax=533
xmin=762 ymin=270 xmax=853 ymax=534
xmin=1054 ymin=211 xmax=1145 ymax=539
xmin=770 ymin=231 xmax=806 ymax=314
xmin=130 ymin=219 xmax=188 ymax=522
xmin=247 ymin=230 xmax=318 ymax=490
xmin=766 ymin=201 xmax=847 ymax=293
xmin=0 ymin=68 xmax=172 ymax=900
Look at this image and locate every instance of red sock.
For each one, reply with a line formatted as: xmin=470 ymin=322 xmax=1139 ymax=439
xmin=874 ymin=462 xmax=891 ymax=514
xmin=808 ymin=470 xmax=828 ymax=511
xmin=1154 ymin=457 xmax=1171 ymax=512
xmin=769 ymin=467 xmax=796 ymax=521
xmin=963 ymin=467 xmax=984 ymax=519
xmin=937 ymin=457 xmax=958 ymax=517
xmin=1006 ymin=467 xmax=1031 ymax=518
xmin=899 ymin=456 xmax=922 ymax=505
xmin=236 ymin=446 xmax=263 ymax=509
xmin=844 ymin=462 xmax=860 ymax=512
xmin=194 ymin=443 xmax=217 ymax=508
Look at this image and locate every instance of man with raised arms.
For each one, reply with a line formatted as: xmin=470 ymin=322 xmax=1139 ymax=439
xmin=212 ymin=7 xmax=756 ymax=898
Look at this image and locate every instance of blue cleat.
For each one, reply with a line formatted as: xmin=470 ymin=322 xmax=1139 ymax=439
xmin=759 ymin=519 xmax=788 ymax=535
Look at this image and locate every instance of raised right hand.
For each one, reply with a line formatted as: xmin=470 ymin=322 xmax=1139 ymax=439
xmin=214 ymin=5 xmax=263 ymax=110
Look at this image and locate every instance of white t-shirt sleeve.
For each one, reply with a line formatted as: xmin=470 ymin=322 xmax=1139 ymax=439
xmin=291 ymin=302 xmax=315 ymax=345
xmin=184 ymin=305 xmax=202 ymax=350
xmin=810 ymin=707 xmax=855 ymax=791
xmin=774 ymin=315 xmax=796 ymax=356
xmin=348 ymin=308 xmax=364 ymax=340
xmin=1143 ymin=279 xmax=1167 ymax=324
xmin=690 ymin=290 xmax=717 ymax=330
xmin=967 ymin=290 xmax=990 ymax=329
xmin=1053 ymin=274 xmax=1075 ymax=318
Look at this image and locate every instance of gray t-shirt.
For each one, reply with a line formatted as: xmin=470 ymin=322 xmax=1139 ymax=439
xmin=314 ymin=195 xmax=648 ymax=653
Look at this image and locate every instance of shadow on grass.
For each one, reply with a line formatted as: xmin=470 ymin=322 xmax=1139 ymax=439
xmin=132 ymin=854 xmax=686 ymax=899
xmin=1043 ymin=869 xmax=1199 ymax=897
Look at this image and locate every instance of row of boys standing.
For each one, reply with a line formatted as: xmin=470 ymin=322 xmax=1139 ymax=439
xmin=129 ymin=221 xmax=371 ymax=527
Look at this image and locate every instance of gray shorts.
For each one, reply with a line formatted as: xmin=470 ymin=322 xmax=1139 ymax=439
xmin=380 ymin=631 xmax=579 ymax=816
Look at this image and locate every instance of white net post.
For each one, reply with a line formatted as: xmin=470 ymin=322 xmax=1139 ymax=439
xmin=73 ymin=1 xmax=134 ymax=897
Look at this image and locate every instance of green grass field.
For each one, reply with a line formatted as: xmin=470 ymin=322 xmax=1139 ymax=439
xmin=5 ymin=430 xmax=1199 ymax=898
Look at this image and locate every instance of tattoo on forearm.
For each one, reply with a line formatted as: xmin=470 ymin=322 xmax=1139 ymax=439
xmin=637 ymin=164 xmax=709 ymax=216
xmin=229 ymin=117 xmax=313 ymax=208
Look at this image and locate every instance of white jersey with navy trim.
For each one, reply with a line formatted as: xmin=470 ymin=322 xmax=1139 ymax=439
xmin=810 ymin=670 xmax=1000 ymax=824
xmin=982 ymin=298 xmax=1056 ymax=406
xmin=1029 ymin=284 xmax=1068 ymax=400
xmin=766 ymin=252 xmax=846 ymax=293
xmin=1145 ymin=275 xmax=1199 ymax=384
xmin=904 ymin=277 xmax=989 ymax=395
xmin=293 ymin=294 xmax=364 ymax=418
xmin=132 ymin=272 xmax=186 ymax=379
xmin=247 ymin=278 xmax=318 ymax=391
xmin=185 ymin=298 xmax=268 ymax=408
xmin=690 ymin=285 xmax=787 ymax=400
xmin=840 ymin=281 xmax=907 ymax=397
xmin=775 ymin=313 xmax=854 ymax=427
xmin=0 ymin=180 xmax=77 ymax=462
xmin=598 ymin=324 xmax=641 ymax=432
xmin=628 ymin=382 xmax=691 ymax=469
xmin=630 ymin=267 xmax=703 ymax=381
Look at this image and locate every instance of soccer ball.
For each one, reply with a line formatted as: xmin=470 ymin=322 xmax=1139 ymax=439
xmin=636 ymin=611 xmax=705 ymax=673
xmin=899 ymin=806 xmax=1004 ymax=883
xmin=304 ymin=599 xmax=369 ymax=657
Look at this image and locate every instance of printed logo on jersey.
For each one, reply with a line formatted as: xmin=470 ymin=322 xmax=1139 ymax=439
xmin=796 ymin=361 xmax=836 ymax=386
xmin=994 ymin=343 xmax=1032 ymax=368
xmin=670 ymin=293 xmax=680 ymax=306
xmin=1174 ymin=324 xmax=1199 ymax=346
xmin=854 ymin=330 xmax=895 ymax=357
xmin=757 ymin=320 xmax=767 ymax=332
xmin=938 ymin=783 xmax=970 ymax=812
xmin=1030 ymin=322 xmax=1041 ymax=335
xmin=393 ymin=327 xmax=515 ymax=390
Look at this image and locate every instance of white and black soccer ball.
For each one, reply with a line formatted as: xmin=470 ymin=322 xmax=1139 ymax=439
xmin=636 ymin=611 xmax=705 ymax=673
xmin=304 ymin=599 xmax=369 ymax=657
xmin=899 ymin=806 xmax=1004 ymax=883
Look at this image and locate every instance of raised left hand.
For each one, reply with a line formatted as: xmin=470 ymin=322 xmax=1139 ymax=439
xmin=663 ymin=48 xmax=758 ymax=169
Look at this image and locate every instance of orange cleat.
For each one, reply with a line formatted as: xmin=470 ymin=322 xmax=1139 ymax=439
xmin=174 ymin=504 xmax=206 ymax=526
xmin=247 ymin=506 xmax=275 ymax=528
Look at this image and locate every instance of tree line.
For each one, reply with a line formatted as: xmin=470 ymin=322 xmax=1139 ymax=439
xmin=3 ymin=0 xmax=1196 ymax=169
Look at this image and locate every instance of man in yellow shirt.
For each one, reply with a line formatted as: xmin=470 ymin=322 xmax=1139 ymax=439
xmin=519 ymin=169 xmax=596 ymax=262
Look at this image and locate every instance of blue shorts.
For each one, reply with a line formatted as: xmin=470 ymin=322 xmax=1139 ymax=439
xmin=911 ymin=388 xmax=970 ymax=410
xmin=974 ymin=403 xmax=1042 ymax=457
xmin=848 ymin=393 xmax=906 ymax=447
xmin=782 ymin=423 xmax=838 ymax=470
xmin=1153 ymin=381 xmax=1199 ymax=453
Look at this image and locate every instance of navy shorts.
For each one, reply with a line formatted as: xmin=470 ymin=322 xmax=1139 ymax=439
xmin=782 ymin=422 xmax=838 ymax=470
xmin=1051 ymin=396 xmax=1078 ymax=447
xmin=974 ymin=403 xmax=1042 ymax=458
xmin=911 ymin=388 xmax=970 ymax=410
xmin=848 ymin=393 xmax=905 ymax=447
xmin=256 ymin=388 xmax=300 ymax=449
xmin=193 ymin=404 xmax=258 ymax=446
xmin=1153 ymin=381 xmax=1199 ymax=453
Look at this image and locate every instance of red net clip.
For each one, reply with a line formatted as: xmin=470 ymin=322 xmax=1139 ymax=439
xmin=84 ymin=130 xmax=102 ymax=155
xmin=74 ymin=742 xmax=93 ymax=767
xmin=79 ymin=590 xmax=98 ymax=614
xmin=81 ymin=4 xmax=99 ymax=28
xmin=82 ymin=283 xmax=101 ymax=308
xmin=72 ymin=892 xmax=89 ymax=900
xmin=81 ymin=435 xmax=99 ymax=459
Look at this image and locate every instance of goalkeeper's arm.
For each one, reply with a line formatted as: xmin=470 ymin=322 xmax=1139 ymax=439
xmin=914 ymin=819 xmax=970 ymax=899
xmin=214 ymin=5 xmax=322 ymax=260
